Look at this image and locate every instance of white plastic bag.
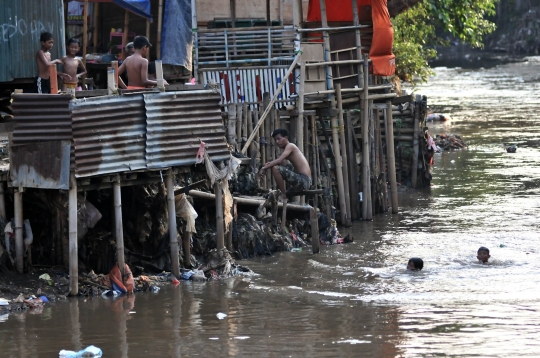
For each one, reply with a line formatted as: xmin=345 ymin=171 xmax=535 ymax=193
xmin=175 ymin=194 xmax=198 ymax=233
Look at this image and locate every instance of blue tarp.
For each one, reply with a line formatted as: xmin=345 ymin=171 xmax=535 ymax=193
xmin=77 ymin=0 xmax=152 ymax=21
xmin=161 ymin=0 xmax=192 ymax=70
xmin=114 ymin=0 xmax=152 ymax=21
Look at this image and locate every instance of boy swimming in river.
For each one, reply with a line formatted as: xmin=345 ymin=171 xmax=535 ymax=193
xmin=477 ymin=246 xmax=491 ymax=264
xmin=60 ymin=38 xmax=87 ymax=91
xmin=407 ymin=258 xmax=424 ymax=271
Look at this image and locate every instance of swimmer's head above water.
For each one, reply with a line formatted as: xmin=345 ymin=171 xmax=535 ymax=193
xmin=477 ymin=247 xmax=490 ymax=263
xmin=407 ymin=258 xmax=424 ymax=271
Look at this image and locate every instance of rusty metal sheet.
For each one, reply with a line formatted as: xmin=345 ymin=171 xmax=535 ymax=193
xmin=0 ymin=0 xmax=66 ymax=82
xmin=11 ymin=94 xmax=73 ymax=144
xmin=144 ymin=90 xmax=230 ymax=168
xmin=70 ymin=95 xmax=147 ymax=178
xmin=10 ymin=141 xmax=71 ymax=189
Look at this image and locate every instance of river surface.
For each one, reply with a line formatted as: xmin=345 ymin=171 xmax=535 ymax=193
xmin=2 ymin=62 xmax=540 ymax=357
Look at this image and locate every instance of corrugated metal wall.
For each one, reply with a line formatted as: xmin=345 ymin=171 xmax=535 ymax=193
xmin=70 ymin=95 xmax=147 ymax=178
xmin=11 ymin=91 xmax=230 ymax=182
xmin=144 ymin=91 xmax=229 ymax=168
xmin=201 ymin=65 xmax=296 ymax=109
xmin=11 ymin=94 xmax=72 ymax=144
xmin=0 ymin=0 xmax=66 ymax=82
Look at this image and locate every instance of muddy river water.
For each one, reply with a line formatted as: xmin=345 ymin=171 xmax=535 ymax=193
xmin=2 ymin=62 xmax=540 ymax=357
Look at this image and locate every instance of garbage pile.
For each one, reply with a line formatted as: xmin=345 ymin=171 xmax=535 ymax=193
xmin=434 ymin=134 xmax=466 ymax=151
xmin=233 ymin=213 xmax=310 ymax=259
xmin=0 ymin=292 xmax=49 ymax=315
xmin=319 ymin=213 xmax=353 ymax=245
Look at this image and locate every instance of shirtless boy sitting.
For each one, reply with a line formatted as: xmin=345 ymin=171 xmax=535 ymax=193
xmin=258 ymin=129 xmax=312 ymax=199
xmin=118 ymin=36 xmax=168 ymax=89
xmin=60 ymin=38 xmax=87 ymax=91
xmin=35 ymin=32 xmax=68 ymax=93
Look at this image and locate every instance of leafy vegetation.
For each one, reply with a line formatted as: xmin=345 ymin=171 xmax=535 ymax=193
xmin=392 ymin=0 xmax=498 ymax=84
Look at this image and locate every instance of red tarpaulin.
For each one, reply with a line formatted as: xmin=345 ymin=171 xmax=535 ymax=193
xmin=307 ymin=0 xmax=395 ymax=76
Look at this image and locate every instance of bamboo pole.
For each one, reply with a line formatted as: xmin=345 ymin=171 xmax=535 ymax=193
xmin=386 ymin=101 xmax=398 ymax=213
xmin=297 ymin=60 xmax=305 ymax=158
xmin=378 ymin=108 xmax=388 ymax=212
xmin=267 ymin=103 xmax=275 ymax=188
xmin=310 ymin=207 xmax=319 ymax=254
xmin=14 ymin=190 xmax=23 ymax=273
xmin=241 ymin=51 xmax=302 ymax=154
xmin=230 ymin=0 xmax=236 ymax=27
xmin=361 ymin=54 xmax=372 ymax=220
xmin=262 ymin=94 xmax=272 ymax=188
xmin=166 ymin=170 xmax=180 ymax=278
xmin=123 ymin=10 xmax=129 ymax=60
xmin=370 ymin=104 xmax=376 ymax=215
xmin=320 ymin=0 xmax=349 ymax=224
xmin=157 ymin=0 xmax=164 ymax=59
xmin=236 ymin=103 xmax=243 ymax=152
xmin=113 ymin=174 xmax=125 ymax=276
xmin=330 ymin=109 xmax=348 ymax=224
xmin=259 ymin=109 xmax=267 ymax=189
xmin=215 ymin=181 xmax=225 ymax=250
xmin=183 ymin=229 xmax=191 ymax=268
xmin=352 ymin=0 xmax=363 ymax=86
xmin=345 ymin=113 xmax=360 ymax=220
xmin=412 ymin=96 xmax=420 ymax=188
xmin=336 ymin=84 xmax=352 ymax=226
xmin=227 ymin=199 xmax=235 ymax=250
xmin=93 ymin=2 xmax=100 ymax=52
xmin=310 ymin=115 xmax=319 ymax=210
xmin=68 ymin=173 xmax=78 ymax=295
xmin=189 ymin=190 xmax=312 ymax=211
xmin=82 ymin=0 xmax=88 ymax=88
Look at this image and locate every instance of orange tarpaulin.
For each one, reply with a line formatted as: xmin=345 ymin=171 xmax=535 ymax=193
xmin=307 ymin=0 xmax=395 ymax=76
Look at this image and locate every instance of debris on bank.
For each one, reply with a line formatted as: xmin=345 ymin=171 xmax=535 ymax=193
xmin=434 ymin=134 xmax=467 ymax=151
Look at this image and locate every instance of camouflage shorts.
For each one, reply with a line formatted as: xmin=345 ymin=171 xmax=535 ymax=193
xmin=277 ymin=165 xmax=312 ymax=192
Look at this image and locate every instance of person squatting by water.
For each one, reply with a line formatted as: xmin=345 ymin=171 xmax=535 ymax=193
xmin=407 ymin=258 xmax=424 ymax=271
xmin=35 ymin=32 xmax=69 ymax=93
xmin=477 ymin=246 xmax=491 ymax=264
xmin=60 ymin=38 xmax=87 ymax=91
xmin=258 ymin=129 xmax=312 ymax=199
xmin=118 ymin=36 xmax=168 ymax=90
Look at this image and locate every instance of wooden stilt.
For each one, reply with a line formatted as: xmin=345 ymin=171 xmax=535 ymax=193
xmin=345 ymin=113 xmax=360 ymax=220
xmin=259 ymin=108 xmax=267 ymax=189
xmin=14 ymin=190 xmax=23 ymax=273
xmin=281 ymin=198 xmax=288 ymax=231
xmin=310 ymin=207 xmax=319 ymax=254
xmin=215 ymin=181 xmax=225 ymax=250
xmin=0 ymin=182 xmax=6 ymax=221
xmin=386 ymin=101 xmax=398 ymax=213
xmin=377 ymin=108 xmax=388 ymax=212
xmin=263 ymin=93 xmax=272 ymax=188
xmin=330 ymin=92 xmax=348 ymax=225
xmin=236 ymin=104 xmax=243 ymax=152
xmin=362 ymin=55 xmax=372 ymax=220
xmin=68 ymin=173 xmax=78 ymax=295
xmin=310 ymin=115 xmax=319 ymax=209
xmin=336 ymin=84 xmax=352 ymax=226
xmin=166 ymin=169 xmax=180 ymax=278
xmin=93 ymin=3 xmax=100 ymax=52
xmin=182 ymin=229 xmax=191 ymax=268
xmin=226 ymin=199 xmax=235 ymax=250
xmin=113 ymin=174 xmax=125 ymax=276
xmin=412 ymin=95 xmax=420 ymax=188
